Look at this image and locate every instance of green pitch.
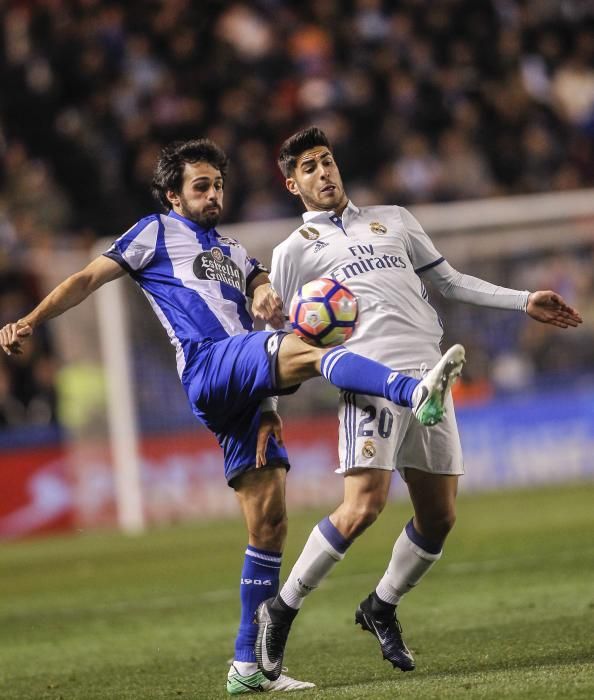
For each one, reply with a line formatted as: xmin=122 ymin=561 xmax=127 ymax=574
xmin=1 ymin=482 xmax=593 ymax=699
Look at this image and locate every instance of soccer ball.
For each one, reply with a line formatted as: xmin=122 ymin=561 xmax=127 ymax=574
xmin=289 ymin=278 xmax=358 ymax=347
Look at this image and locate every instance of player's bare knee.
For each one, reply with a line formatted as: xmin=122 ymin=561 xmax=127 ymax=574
xmin=441 ymin=510 xmax=456 ymax=536
xmin=342 ymin=501 xmax=381 ymax=539
xmin=277 ymin=334 xmax=324 ymax=386
xmin=295 ymin=344 xmax=325 ymax=378
xmin=250 ymin=510 xmax=287 ymax=550
xmin=262 ymin=507 xmax=288 ymax=543
xmin=418 ymin=510 xmax=456 ymax=543
xmin=356 ymin=507 xmax=380 ymax=534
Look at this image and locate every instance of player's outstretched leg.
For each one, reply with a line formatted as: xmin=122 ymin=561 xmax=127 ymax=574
xmin=227 ymin=662 xmax=315 ymax=694
xmin=254 ymin=597 xmax=299 ymax=681
xmin=313 ymin=341 xmax=465 ymax=427
xmin=355 ymin=593 xmax=415 ymax=671
xmin=411 ymin=344 xmax=465 ymax=426
xmin=277 ymin=333 xmax=466 ymax=426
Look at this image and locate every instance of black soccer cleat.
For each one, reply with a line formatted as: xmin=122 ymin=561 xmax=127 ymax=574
xmin=355 ymin=594 xmax=416 ymax=671
xmin=254 ymin=597 xmax=295 ymax=681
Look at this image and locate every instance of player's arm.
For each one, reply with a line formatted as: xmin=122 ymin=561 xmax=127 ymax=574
xmin=250 ymin=264 xmax=284 ymax=466
xmin=421 ymin=261 xmax=582 ymax=328
xmin=0 ymin=255 xmax=126 ymax=355
xmin=255 ymin=240 xmax=304 ymax=466
xmin=401 ymin=206 xmax=582 ymax=329
xmin=525 ymin=290 xmax=582 ymax=327
xmin=248 ymin=271 xmax=285 ymax=329
xmin=422 ymin=260 xmax=529 ymax=310
xmin=256 ymin=406 xmax=283 ymax=469
xmin=267 ymin=240 xmax=304 ymax=331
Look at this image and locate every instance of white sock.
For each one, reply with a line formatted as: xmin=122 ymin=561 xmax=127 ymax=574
xmin=375 ymin=524 xmax=442 ymax=606
xmin=232 ymin=661 xmax=257 ymax=676
xmin=280 ymin=517 xmax=350 ymax=609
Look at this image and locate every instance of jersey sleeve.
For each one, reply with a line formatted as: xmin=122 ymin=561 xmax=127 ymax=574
xmin=423 ymin=259 xmax=530 ymax=311
xmin=263 ymin=243 xmax=299 ymax=410
xmin=398 ymin=207 xmax=445 ymax=274
xmin=245 ymin=253 xmax=269 ymax=290
xmin=270 ymin=239 xmax=302 ymax=315
xmin=103 ymin=215 xmax=160 ymax=272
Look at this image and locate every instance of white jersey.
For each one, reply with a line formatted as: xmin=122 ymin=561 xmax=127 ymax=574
xmin=270 ymin=201 xmax=446 ymax=369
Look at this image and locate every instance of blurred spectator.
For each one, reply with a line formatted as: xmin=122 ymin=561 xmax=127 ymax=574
xmin=7 ymin=347 xmax=58 ymax=426
xmin=437 ymin=128 xmax=495 ymax=199
xmin=1 ymin=0 xmax=594 ymax=429
xmin=0 ymin=0 xmax=593 ymax=228
xmin=551 ymin=35 xmax=594 ymax=130
xmin=393 ymin=132 xmax=442 ymax=202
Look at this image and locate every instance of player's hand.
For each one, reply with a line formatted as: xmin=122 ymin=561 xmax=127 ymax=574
xmin=0 ymin=320 xmax=34 ymax=355
xmin=256 ymin=411 xmax=284 ymax=468
xmin=252 ymin=283 xmax=285 ymax=329
xmin=526 ymin=291 xmax=582 ymax=328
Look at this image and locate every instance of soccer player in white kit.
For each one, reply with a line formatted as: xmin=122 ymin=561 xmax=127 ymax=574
xmin=254 ymin=127 xmax=582 ymax=681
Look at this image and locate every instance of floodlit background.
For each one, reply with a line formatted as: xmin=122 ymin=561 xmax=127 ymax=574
xmin=1 ymin=0 xmax=593 ymax=536
xmin=1 ymin=4 xmax=594 ymax=700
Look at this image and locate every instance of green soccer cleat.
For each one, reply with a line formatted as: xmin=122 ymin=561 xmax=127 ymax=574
xmin=412 ymin=344 xmax=465 ymax=426
xmin=227 ymin=663 xmax=315 ymax=694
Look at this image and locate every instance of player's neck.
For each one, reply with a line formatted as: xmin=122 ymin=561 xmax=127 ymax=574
xmin=334 ymin=200 xmax=348 ymax=217
xmin=306 ymin=198 xmax=349 ymax=218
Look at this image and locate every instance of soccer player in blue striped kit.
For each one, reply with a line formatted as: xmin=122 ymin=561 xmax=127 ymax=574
xmin=0 ymin=138 xmax=466 ymax=694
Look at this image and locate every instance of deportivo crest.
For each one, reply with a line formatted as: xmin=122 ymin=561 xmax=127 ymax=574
xmin=193 ymin=247 xmax=245 ymax=291
xmin=362 ymin=439 xmax=376 ymax=458
xmin=299 ymin=226 xmax=320 ymax=241
xmin=370 ymin=222 xmax=387 ymax=235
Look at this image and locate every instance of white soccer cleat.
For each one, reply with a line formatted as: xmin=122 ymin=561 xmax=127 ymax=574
xmin=412 ymin=344 xmax=465 ymax=426
xmin=227 ymin=663 xmax=315 ymax=694
xmin=264 ymin=670 xmax=315 ymax=692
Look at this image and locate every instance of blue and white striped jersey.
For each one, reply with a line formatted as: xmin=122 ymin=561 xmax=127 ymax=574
xmin=104 ymin=210 xmax=267 ymax=390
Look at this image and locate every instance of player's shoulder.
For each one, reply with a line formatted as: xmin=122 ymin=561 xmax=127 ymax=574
xmin=212 ymin=231 xmax=246 ymax=251
xmin=356 ymin=204 xmax=409 ymax=231
xmin=137 ymin=213 xmax=162 ymax=228
xmin=117 ymin=213 xmax=162 ymax=243
xmin=272 ymin=225 xmax=308 ymax=258
xmin=357 ymin=204 xmax=405 ymax=220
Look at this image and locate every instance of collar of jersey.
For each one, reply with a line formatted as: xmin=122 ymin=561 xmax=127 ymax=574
xmin=302 ymin=199 xmax=359 ymax=223
xmin=167 ymin=210 xmax=217 ymax=244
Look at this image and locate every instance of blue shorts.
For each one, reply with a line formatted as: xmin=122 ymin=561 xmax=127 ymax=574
xmin=186 ymin=330 xmax=298 ymax=484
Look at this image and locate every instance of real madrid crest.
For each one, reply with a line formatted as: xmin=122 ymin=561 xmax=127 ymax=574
xmin=370 ymin=221 xmax=387 ymax=235
xmin=362 ymin=439 xmax=377 ymax=459
xmin=299 ymin=226 xmax=320 ymax=241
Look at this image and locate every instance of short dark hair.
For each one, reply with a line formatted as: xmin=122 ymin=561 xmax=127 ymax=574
xmin=151 ymin=138 xmax=229 ymax=210
xmin=277 ymin=127 xmax=331 ymax=178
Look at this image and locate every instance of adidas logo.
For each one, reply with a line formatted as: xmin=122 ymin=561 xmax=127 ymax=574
xmin=313 ymin=241 xmax=329 ymax=253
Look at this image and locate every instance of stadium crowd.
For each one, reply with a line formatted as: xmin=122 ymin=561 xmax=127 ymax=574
xmin=1 ymin=0 xmax=594 ymax=430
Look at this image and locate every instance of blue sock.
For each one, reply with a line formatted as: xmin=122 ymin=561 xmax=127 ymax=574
xmin=320 ymin=347 xmax=419 ymax=407
xmin=234 ymin=545 xmax=282 ymax=662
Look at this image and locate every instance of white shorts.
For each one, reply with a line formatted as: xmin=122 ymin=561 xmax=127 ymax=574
xmin=337 ymin=377 xmax=464 ymax=479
